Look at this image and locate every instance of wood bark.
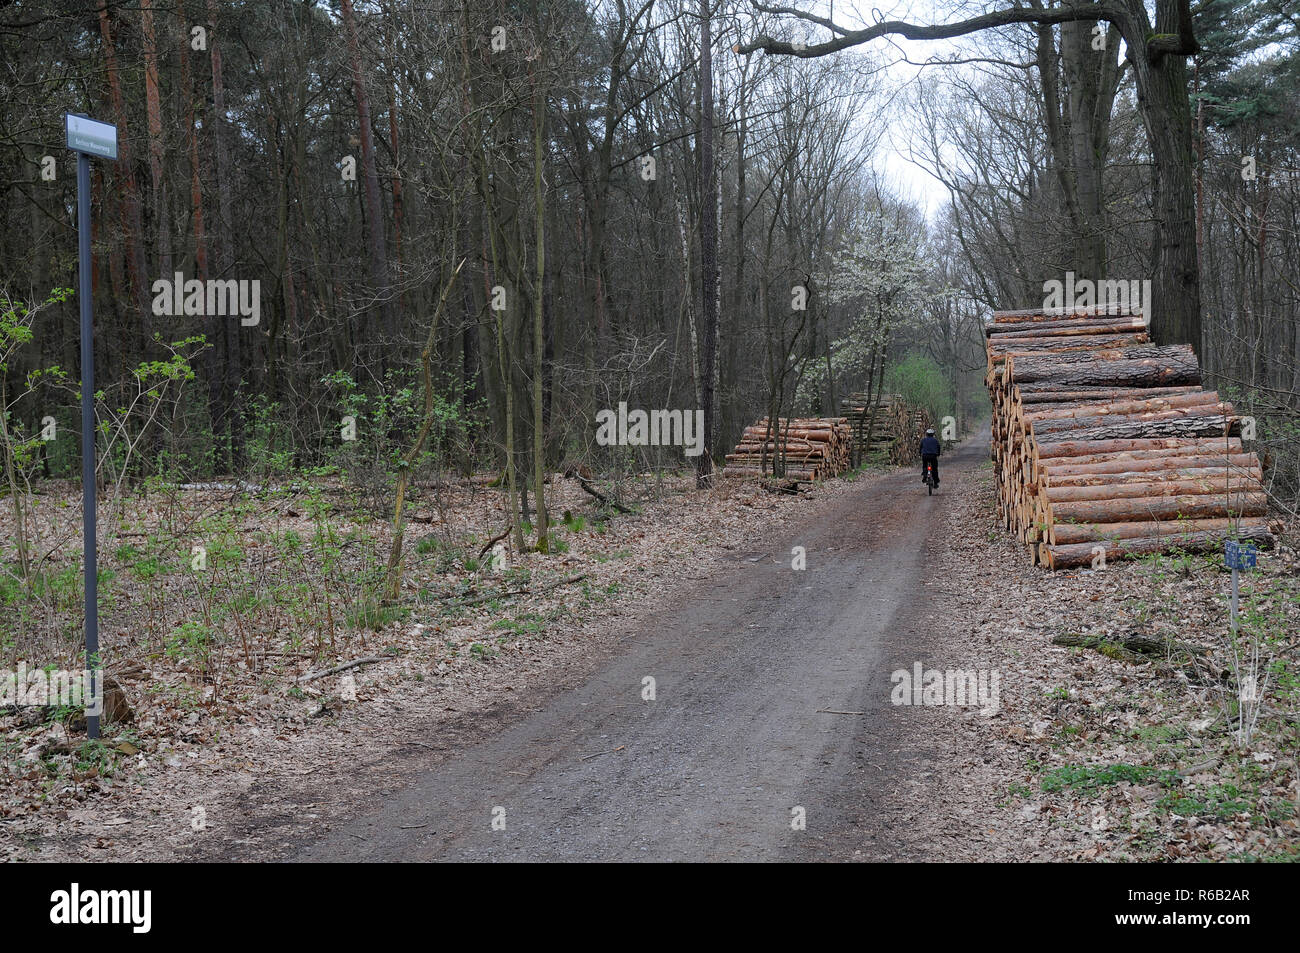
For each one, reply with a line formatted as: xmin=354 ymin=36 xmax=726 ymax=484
xmin=1030 ymin=403 xmax=1230 ymax=436
xmin=531 ymin=62 xmax=549 ymax=552
xmin=1044 ymin=525 xmax=1272 ymax=569
xmin=96 ymin=1 xmax=151 ymax=326
xmin=1049 ymin=493 xmax=1267 ymax=524
xmin=1046 ymin=477 xmax=1262 ymax=503
xmin=206 ymin=0 xmax=239 ymax=463
xmin=1043 ymin=414 xmax=1236 ymax=443
xmin=1047 ymin=463 xmax=1261 ymax=486
xmin=141 ymin=0 xmax=171 ymax=279
xmin=1036 ymin=436 xmax=1242 ymax=459
xmin=988 ymin=316 xmax=1147 ymax=336
xmin=1050 ymin=516 xmax=1271 ymax=546
xmin=340 ymin=0 xmax=394 ymax=352
xmin=1044 ymin=452 xmax=1256 ymax=477
xmin=696 ymin=0 xmax=718 ymax=488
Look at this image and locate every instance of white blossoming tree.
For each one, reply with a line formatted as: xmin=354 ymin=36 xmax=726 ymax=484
xmin=797 ymin=202 xmax=940 ymax=421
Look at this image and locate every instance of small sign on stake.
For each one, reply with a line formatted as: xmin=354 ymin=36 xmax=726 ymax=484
xmin=1224 ymin=539 xmax=1259 ymax=640
xmin=1224 ymin=540 xmax=1257 ymax=571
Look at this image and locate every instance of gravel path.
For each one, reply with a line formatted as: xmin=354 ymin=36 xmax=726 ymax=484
xmin=289 ymin=436 xmax=989 ymax=862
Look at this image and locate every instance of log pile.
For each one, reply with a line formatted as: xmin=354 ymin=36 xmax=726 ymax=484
xmin=840 ymin=393 xmax=900 ymax=464
xmin=840 ymin=393 xmax=934 ymax=466
xmin=892 ymin=406 xmax=936 ymax=466
xmin=722 ymin=417 xmax=852 ymax=481
xmin=985 ymin=306 xmax=1274 ymax=569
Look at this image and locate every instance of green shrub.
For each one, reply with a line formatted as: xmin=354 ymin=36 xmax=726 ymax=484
xmin=884 ymin=353 xmax=951 ymax=425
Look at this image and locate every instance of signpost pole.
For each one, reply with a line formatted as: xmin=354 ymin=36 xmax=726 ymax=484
xmin=1230 ymin=565 xmax=1239 ymax=639
xmin=67 ymin=112 xmax=115 ymax=739
xmin=1224 ymin=539 xmax=1255 ymax=641
xmin=77 ymin=149 xmax=99 ymax=740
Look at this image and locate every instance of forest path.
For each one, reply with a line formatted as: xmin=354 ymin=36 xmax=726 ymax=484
xmin=287 ymin=435 xmax=989 ymax=862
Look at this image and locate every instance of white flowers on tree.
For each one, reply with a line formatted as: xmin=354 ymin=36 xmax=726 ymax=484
xmin=795 ymin=205 xmax=941 ymax=406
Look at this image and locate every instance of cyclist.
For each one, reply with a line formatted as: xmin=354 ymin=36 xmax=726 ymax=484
xmin=920 ymin=428 xmax=941 ymax=488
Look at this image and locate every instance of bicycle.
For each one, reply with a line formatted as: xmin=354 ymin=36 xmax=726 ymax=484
xmin=923 ymin=459 xmax=937 ymax=495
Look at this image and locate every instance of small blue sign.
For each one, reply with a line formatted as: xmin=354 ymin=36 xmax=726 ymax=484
xmin=1225 ymin=540 xmax=1258 ymax=571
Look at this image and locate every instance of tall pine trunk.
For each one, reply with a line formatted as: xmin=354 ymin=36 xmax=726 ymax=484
xmin=696 ymin=0 xmax=718 ymax=487
xmin=340 ymin=0 xmax=394 ymax=359
xmin=531 ymin=65 xmax=549 ymax=552
xmin=206 ymin=0 xmax=239 ymax=468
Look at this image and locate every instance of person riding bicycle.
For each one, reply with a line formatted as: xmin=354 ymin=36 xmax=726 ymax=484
xmin=920 ymin=428 xmax=941 ymax=487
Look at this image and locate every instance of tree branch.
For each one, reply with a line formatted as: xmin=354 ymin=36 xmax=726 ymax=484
xmin=735 ymin=2 xmax=1126 ymax=57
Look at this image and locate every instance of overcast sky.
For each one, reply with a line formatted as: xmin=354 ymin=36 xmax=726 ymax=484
xmin=865 ymin=37 xmax=972 ymax=220
xmin=773 ymin=1 xmax=996 ymax=220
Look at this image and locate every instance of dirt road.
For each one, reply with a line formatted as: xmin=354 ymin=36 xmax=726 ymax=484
xmin=278 ymin=435 xmax=989 ymax=862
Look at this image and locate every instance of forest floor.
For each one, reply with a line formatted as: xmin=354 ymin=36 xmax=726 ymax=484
xmin=0 ymin=457 xmax=876 ymax=860
xmin=2 ymin=435 xmax=1297 ymax=861
xmin=885 ymin=459 xmax=1300 ymax=862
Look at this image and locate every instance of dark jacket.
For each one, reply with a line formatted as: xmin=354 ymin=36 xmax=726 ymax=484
xmin=920 ymin=435 xmax=941 ymax=458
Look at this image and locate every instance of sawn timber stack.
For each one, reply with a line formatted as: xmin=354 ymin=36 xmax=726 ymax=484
xmin=722 ymin=417 xmax=852 ymax=481
xmin=985 ymin=306 xmax=1274 ymax=569
xmin=838 ymin=393 xmax=935 ymax=466
xmin=840 ymin=393 xmax=901 ymax=464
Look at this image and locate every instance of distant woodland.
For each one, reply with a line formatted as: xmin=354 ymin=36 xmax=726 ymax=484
xmin=1 ymin=0 xmax=1298 ymax=538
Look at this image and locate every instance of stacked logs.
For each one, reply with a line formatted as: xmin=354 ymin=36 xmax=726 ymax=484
xmin=840 ymin=393 xmax=900 ymax=464
xmin=840 ymin=394 xmax=934 ymax=466
xmin=891 ymin=405 xmax=936 ymax=466
xmin=723 ymin=417 xmax=852 ymax=481
xmin=986 ymin=307 xmax=1273 ymax=569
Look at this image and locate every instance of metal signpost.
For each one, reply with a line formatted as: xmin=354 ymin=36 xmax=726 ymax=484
xmin=67 ymin=113 xmax=117 ymax=739
xmin=1224 ymin=539 xmax=1258 ymax=638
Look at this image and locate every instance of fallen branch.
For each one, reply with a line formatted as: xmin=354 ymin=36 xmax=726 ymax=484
xmin=762 ymin=479 xmax=807 ymax=495
xmin=296 ymin=655 xmax=387 ymax=684
xmin=575 ymin=474 xmax=632 ymax=513
xmin=440 ymin=573 xmax=589 ymax=609
xmin=581 ymin=744 xmax=626 ymax=761
xmin=477 ymin=524 xmax=513 ymax=560
xmin=1052 ymin=631 xmax=1209 ymax=662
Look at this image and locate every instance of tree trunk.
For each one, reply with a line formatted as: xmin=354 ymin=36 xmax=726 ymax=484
xmin=1012 ymin=358 xmax=1200 ymax=389
xmin=1030 ymin=402 xmax=1229 ymax=436
xmin=1127 ymin=1 xmax=1201 ymax=348
xmin=96 ymin=2 xmax=151 ymax=326
xmin=1047 ymin=459 xmax=1259 ymax=481
xmin=141 ymin=0 xmax=171 ymax=281
xmin=340 ymin=0 xmax=393 ymax=358
xmin=1046 ymin=476 xmax=1262 ymax=502
xmin=206 ymin=0 xmax=239 ymax=467
xmin=1044 ymin=524 xmax=1272 ymax=568
xmin=531 ymin=64 xmax=549 ymax=553
xmin=1049 ymin=492 xmax=1266 ymax=524
xmin=1035 ymin=437 xmax=1242 ymax=464
xmin=696 ymin=0 xmax=717 ymax=488
xmin=384 ymin=260 xmax=463 ymax=600
xmin=178 ymin=0 xmax=214 ymax=475
xmin=1050 ymin=516 xmax=1269 ymax=545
